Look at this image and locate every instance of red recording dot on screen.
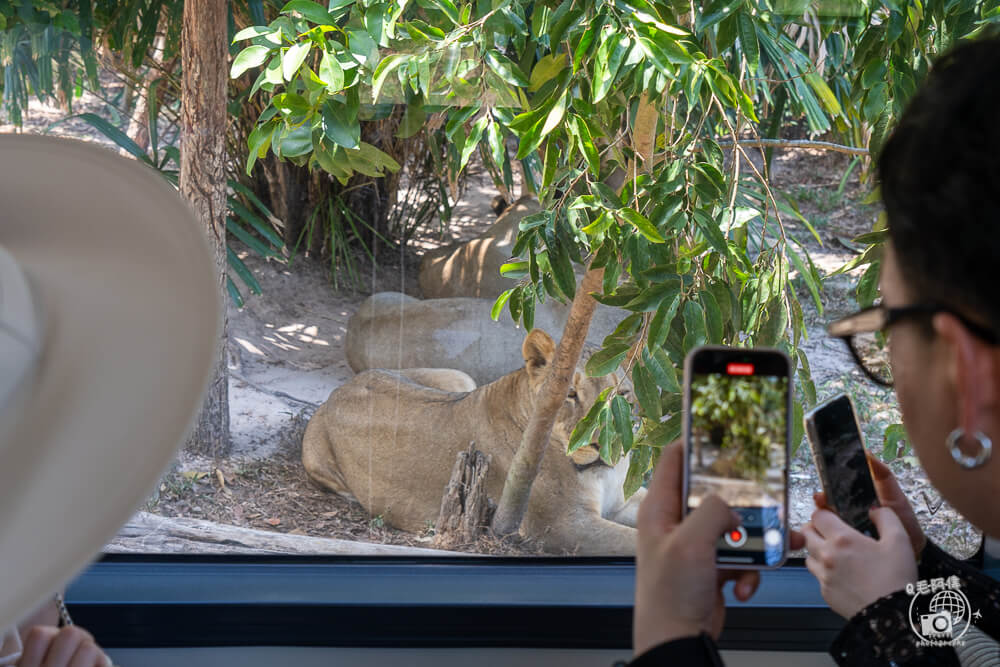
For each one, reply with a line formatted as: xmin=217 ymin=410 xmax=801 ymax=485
xmin=729 ymin=531 xmax=743 ymax=541
xmin=726 ymin=363 xmax=755 ymax=375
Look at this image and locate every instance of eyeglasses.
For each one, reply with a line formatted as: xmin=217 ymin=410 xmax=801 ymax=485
xmin=827 ymin=304 xmax=999 ymax=387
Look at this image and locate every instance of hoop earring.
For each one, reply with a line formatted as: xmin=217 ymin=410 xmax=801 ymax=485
xmin=947 ymin=429 xmax=993 ymax=470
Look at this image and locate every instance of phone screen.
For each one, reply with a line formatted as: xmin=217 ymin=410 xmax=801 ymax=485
xmin=808 ymin=395 xmax=879 ymax=538
xmin=686 ymin=349 xmax=790 ymax=567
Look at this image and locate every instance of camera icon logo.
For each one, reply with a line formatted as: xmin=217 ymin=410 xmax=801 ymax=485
xmin=919 ymin=611 xmax=953 ymax=638
xmin=907 ymin=578 xmax=976 ymax=645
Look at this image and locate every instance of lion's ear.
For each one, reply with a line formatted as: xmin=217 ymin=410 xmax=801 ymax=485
xmin=569 ymin=445 xmax=600 ymax=466
xmin=522 ymin=329 xmax=556 ymax=375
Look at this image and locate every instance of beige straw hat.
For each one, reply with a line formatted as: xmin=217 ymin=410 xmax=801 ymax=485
xmin=0 ymin=135 xmax=220 ymax=632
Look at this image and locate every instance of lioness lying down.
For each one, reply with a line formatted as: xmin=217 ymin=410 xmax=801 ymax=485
xmin=303 ymin=329 xmax=644 ymax=555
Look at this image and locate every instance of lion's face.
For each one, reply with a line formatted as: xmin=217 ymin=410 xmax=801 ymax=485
xmin=521 ymin=330 xmax=631 ymax=464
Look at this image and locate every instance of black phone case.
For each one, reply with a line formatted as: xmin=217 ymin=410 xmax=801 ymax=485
xmin=805 ymin=394 xmax=880 ymax=540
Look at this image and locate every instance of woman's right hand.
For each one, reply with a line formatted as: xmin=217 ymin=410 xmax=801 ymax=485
xmin=814 ymin=451 xmax=925 ymax=557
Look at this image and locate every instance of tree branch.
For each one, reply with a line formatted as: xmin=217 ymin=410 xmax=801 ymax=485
xmin=715 ymin=138 xmax=868 ymax=156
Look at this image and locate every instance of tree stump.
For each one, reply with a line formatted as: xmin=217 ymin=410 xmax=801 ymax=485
xmin=433 ymin=443 xmax=493 ymax=549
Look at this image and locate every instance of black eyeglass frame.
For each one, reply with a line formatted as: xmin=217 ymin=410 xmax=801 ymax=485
xmin=827 ymin=304 xmax=1000 ymax=387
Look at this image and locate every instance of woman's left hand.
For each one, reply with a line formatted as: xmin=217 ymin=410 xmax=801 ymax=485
xmin=801 ymin=506 xmax=918 ymax=619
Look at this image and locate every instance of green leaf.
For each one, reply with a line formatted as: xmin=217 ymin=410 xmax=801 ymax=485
xmin=227 ymin=219 xmax=277 ymax=258
xmin=229 ymin=198 xmax=282 ymax=248
xmin=648 ymin=293 xmax=681 ymax=347
xmin=460 ymin=115 xmax=488 ymax=171
xmin=227 ymin=276 xmax=245 ymax=308
xmin=737 ymin=12 xmax=759 ymax=73
xmin=484 ymin=50 xmax=529 ymax=87
xmin=319 ymin=50 xmax=345 ymax=91
xmin=568 ymin=392 xmax=608 ymax=453
xmin=571 ymin=115 xmax=600 ymax=178
xmin=65 ymin=113 xmax=153 ymax=165
xmin=231 ymin=45 xmax=271 ymax=78
xmin=682 ymin=300 xmax=707 ymax=352
xmin=883 ymin=423 xmax=908 ymax=460
xmin=624 ymin=445 xmax=652 ymax=498
xmin=792 ymin=400 xmax=805 ymax=458
xmin=550 ymin=239 xmax=577 ymax=300
xmin=787 ymin=243 xmax=823 ymax=313
xmin=804 ymin=72 xmax=842 ymax=116
xmin=642 ymin=347 xmax=680 ymax=393
xmin=796 ymin=348 xmax=817 ymax=407
xmin=647 ymin=412 xmax=683 ymax=446
xmin=281 ymin=0 xmax=337 ymax=25
xmin=697 ymin=0 xmax=740 ymax=34
xmin=322 ymin=100 xmax=360 ymax=148
xmin=491 ymin=289 xmax=514 ymax=321
xmin=233 ymin=25 xmax=274 ymax=41
xmin=282 ymin=42 xmax=312 ymax=81
xmin=633 ymin=364 xmax=661 ymax=421
xmin=856 ymin=260 xmax=881 ymax=309
xmin=592 ymin=35 xmax=629 ymax=103
xmin=586 ymin=344 xmax=630 ymax=377
xmin=861 ymin=60 xmax=887 ymax=89
xmin=598 ymin=409 xmax=614 ymax=464
xmin=540 ymin=90 xmax=568 ymax=138
xmin=273 ymin=123 xmax=314 ymax=158
xmin=530 ymin=54 xmax=567 ymax=92
xmin=620 ymin=208 xmax=665 ymax=243
xmin=396 ymin=100 xmax=427 ymax=139
xmin=500 ymin=261 xmax=529 ymax=279
xmin=371 ymin=53 xmax=408 ymax=102
xmin=699 ymin=290 xmax=723 ymax=343
xmin=427 ymin=0 xmax=460 ymax=24
xmin=691 ymin=209 xmax=730 ymax=258
xmin=757 ymin=298 xmax=789 ymax=347
xmin=612 ymin=394 xmax=635 ymax=453
xmin=227 ymin=247 xmax=262 ymax=295
xmin=624 ymin=278 xmax=681 ymax=313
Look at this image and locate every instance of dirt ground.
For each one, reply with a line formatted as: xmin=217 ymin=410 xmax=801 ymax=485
xmin=4 ymin=81 xmax=981 ymax=560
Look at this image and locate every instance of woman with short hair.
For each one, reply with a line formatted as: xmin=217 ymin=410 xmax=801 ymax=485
xmin=630 ymin=34 xmax=1000 ymax=666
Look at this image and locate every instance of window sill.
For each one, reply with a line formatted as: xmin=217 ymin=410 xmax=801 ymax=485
xmin=67 ymin=555 xmax=844 ymax=651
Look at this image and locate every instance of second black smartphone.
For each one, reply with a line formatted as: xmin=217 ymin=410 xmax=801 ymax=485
xmin=804 ymin=394 xmax=880 ymax=539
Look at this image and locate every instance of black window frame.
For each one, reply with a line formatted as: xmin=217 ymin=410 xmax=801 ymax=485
xmin=64 ymin=539 xmax=986 ymax=653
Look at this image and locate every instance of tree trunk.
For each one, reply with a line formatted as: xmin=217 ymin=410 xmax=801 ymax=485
xmin=125 ymin=31 xmax=167 ymax=156
xmin=180 ymin=0 xmax=230 ymax=457
xmin=491 ymin=96 xmax=658 ymax=537
xmin=434 ymin=443 xmax=493 ymax=549
xmin=492 ymin=267 xmax=605 ymax=535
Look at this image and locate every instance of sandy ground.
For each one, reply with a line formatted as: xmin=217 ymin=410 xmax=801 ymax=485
xmin=3 ymin=80 xmax=981 ymax=560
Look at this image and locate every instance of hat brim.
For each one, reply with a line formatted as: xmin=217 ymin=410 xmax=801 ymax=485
xmin=0 ymin=136 xmax=220 ymax=630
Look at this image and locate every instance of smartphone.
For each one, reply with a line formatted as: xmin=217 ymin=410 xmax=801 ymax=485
xmin=804 ymin=394 xmax=880 ymax=539
xmin=683 ymin=346 xmax=792 ymax=569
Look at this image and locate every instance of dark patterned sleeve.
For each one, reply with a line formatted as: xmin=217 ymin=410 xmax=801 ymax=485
xmin=628 ymin=633 xmax=725 ymax=667
xmin=829 ymin=589 xmax=960 ymax=666
xmin=829 ymin=539 xmax=1000 ymax=666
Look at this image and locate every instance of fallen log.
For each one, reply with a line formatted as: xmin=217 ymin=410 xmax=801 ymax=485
xmin=109 ymin=511 xmax=468 ymax=556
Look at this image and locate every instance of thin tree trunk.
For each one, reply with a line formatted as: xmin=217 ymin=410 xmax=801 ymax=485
xmin=491 ymin=96 xmax=659 ymax=536
xmin=180 ymin=0 xmax=230 ymax=457
xmin=492 ymin=266 xmax=605 ymax=535
xmin=125 ymin=31 xmax=166 ymax=156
